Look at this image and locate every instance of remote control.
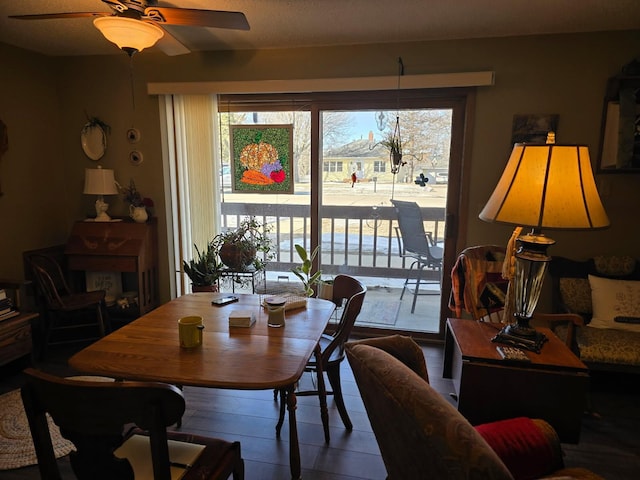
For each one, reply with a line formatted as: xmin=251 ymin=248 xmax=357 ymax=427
xmin=614 ymin=316 xmax=640 ymax=324
xmin=496 ymin=346 xmax=530 ymax=362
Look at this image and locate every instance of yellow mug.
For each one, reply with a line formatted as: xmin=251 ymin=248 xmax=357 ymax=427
xmin=178 ymin=316 xmax=204 ymax=348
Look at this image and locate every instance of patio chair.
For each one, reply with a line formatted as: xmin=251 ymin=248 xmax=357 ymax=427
xmin=391 ymin=199 xmax=443 ymax=313
xmin=21 ymin=367 xmax=244 ymax=480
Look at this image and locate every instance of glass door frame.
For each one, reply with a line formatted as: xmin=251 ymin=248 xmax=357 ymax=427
xmin=220 ymin=87 xmax=475 ymax=340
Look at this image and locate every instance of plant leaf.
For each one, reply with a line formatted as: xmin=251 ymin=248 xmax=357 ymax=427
xmin=294 ymin=244 xmax=308 ymax=261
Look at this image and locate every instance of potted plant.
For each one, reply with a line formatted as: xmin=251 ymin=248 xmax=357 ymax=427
xmin=317 ymin=278 xmax=334 ymax=301
xmin=372 ymin=119 xmax=406 ymax=173
xmin=380 ymin=131 xmax=402 ymax=158
xmin=291 ymin=244 xmax=323 ymax=297
xmin=215 ymin=217 xmax=274 ymax=271
xmin=183 ymin=241 xmax=223 ymax=292
xmin=120 ymin=179 xmax=154 ymax=223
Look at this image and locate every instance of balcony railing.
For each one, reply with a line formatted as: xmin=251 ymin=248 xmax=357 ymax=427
xmin=221 ymin=202 xmax=445 ymax=282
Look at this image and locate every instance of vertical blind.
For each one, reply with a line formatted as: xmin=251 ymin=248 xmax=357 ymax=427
xmin=161 ymin=94 xmax=221 ymax=297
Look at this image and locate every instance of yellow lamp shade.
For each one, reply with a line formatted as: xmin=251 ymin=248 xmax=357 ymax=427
xmin=479 ymin=143 xmax=609 ymax=230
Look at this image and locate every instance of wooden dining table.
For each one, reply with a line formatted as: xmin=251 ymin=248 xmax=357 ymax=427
xmin=69 ymin=292 xmax=336 ymax=480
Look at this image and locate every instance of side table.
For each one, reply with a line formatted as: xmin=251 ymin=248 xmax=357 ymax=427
xmin=443 ymin=318 xmax=589 ymax=443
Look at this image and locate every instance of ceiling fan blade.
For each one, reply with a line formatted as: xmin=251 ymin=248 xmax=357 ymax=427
xmin=156 ymin=27 xmax=191 ymax=56
xmin=145 ymin=7 xmax=249 ymax=30
xmin=9 ymin=12 xmax=107 ymax=21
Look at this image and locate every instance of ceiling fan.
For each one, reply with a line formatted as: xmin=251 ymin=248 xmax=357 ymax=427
xmin=9 ymin=0 xmax=250 ymax=56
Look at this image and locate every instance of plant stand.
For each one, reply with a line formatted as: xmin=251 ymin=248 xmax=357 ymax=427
xmin=218 ymin=266 xmax=265 ymax=293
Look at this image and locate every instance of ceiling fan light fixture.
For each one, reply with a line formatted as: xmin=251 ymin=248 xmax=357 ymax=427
xmin=93 ymin=16 xmax=164 ymax=54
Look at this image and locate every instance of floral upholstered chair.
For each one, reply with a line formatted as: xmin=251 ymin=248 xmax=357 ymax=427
xmin=346 ymin=335 xmax=604 ymax=480
xmin=550 ymin=255 xmax=640 ymax=373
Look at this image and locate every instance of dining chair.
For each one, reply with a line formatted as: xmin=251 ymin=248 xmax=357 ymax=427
xmin=391 ymin=199 xmax=443 ymax=313
xmin=29 ymin=254 xmax=108 ymax=359
xmin=275 ymin=274 xmax=366 ymax=443
xmin=449 ymin=245 xmax=508 ymax=322
xmin=448 ymin=245 xmax=584 ymax=328
xmin=21 ymin=367 xmax=244 ymax=480
xmin=448 ymin=245 xmax=587 ymax=358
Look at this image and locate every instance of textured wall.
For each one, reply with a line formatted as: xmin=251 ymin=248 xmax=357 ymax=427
xmin=2 ymin=30 xmax=639 ymax=306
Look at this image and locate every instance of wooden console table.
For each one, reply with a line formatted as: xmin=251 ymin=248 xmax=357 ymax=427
xmin=443 ymin=318 xmax=589 ymax=443
xmin=64 ymin=219 xmax=159 ymax=319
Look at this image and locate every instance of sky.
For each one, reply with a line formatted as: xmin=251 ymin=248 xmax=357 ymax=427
xmin=350 ymin=111 xmax=381 ymax=140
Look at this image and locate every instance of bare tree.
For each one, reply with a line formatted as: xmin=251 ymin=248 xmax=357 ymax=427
xmin=220 ymin=109 xmax=450 ymax=185
xmin=373 ymin=109 xmax=452 ymax=182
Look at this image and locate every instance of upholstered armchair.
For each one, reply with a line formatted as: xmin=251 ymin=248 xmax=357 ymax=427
xmin=346 ymin=335 xmax=603 ymax=480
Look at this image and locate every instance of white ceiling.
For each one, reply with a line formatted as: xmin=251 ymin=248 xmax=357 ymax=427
xmin=1 ymin=0 xmax=640 ymax=57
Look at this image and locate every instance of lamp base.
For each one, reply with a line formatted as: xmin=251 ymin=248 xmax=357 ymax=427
xmin=94 ymin=196 xmax=111 ymax=222
xmin=503 ymin=323 xmax=538 ymax=338
xmin=94 ymin=211 xmax=112 ymax=222
xmin=492 ymin=325 xmax=547 ymax=353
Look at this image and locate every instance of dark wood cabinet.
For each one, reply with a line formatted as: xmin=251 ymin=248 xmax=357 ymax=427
xmin=64 ymin=219 xmax=159 ymax=321
xmin=1 ymin=280 xmax=36 ymax=366
xmin=0 ymin=312 xmax=37 ymax=366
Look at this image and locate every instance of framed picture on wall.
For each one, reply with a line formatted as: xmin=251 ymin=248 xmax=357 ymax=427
xmin=510 ymin=114 xmax=559 ymax=145
xmin=597 ymin=67 xmax=640 ymax=172
xmin=230 ymin=124 xmax=294 ymax=194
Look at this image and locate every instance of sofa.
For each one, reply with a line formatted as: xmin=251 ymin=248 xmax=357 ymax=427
xmin=549 ymin=255 xmax=640 ymax=374
xmin=345 ymin=335 xmax=603 ymax=480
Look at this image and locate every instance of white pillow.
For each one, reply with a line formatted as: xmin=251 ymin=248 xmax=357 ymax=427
xmin=588 ymin=275 xmax=640 ymax=332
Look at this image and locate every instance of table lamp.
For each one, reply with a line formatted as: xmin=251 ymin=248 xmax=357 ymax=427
xmin=84 ymin=167 xmax=119 ymax=222
xmin=479 ymin=133 xmax=609 ymax=349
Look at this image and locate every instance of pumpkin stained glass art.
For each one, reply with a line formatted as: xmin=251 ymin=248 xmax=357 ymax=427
xmin=230 ymin=124 xmax=294 ymax=194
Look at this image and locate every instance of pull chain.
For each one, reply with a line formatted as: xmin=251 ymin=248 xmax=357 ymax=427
xmin=129 ymin=54 xmax=136 ymax=127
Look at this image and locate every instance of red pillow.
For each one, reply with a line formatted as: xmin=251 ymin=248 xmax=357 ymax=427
xmin=475 ymin=417 xmax=556 ymax=480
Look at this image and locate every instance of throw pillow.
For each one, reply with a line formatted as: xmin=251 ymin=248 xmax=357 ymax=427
xmin=588 ymin=275 xmax=640 ymax=332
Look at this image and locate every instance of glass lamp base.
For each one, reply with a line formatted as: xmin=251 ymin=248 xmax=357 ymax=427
xmin=503 ymin=323 xmax=538 ymax=338
xmin=492 ymin=325 xmax=548 ymax=353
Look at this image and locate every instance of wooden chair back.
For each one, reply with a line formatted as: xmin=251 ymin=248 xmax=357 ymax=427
xmin=449 ymin=245 xmax=508 ymax=321
xmin=23 ymin=368 xmax=245 ymax=478
xmin=21 ymin=368 xmax=185 ymax=480
xmin=323 ymin=274 xmax=367 ymax=363
xmin=29 ymin=254 xmax=73 ymax=309
xmin=28 ymin=254 xmax=107 ymax=359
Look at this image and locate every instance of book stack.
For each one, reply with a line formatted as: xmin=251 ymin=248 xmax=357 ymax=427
xmin=0 ymin=289 xmax=19 ymax=321
xmin=229 ymin=310 xmax=256 ymax=328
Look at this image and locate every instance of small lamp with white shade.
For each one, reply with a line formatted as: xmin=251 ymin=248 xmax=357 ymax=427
xmin=84 ymin=166 xmax=119 ymax=222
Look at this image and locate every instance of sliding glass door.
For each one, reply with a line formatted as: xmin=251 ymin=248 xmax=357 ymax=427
xmin=216 ymin=89 xmax=471 ymax=339
xmin=318 ymin=108 xmax=452 ymax=334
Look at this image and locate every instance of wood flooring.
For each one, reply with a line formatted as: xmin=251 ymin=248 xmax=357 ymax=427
xmin=1 ymin=340 xmax=639 ymax=479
